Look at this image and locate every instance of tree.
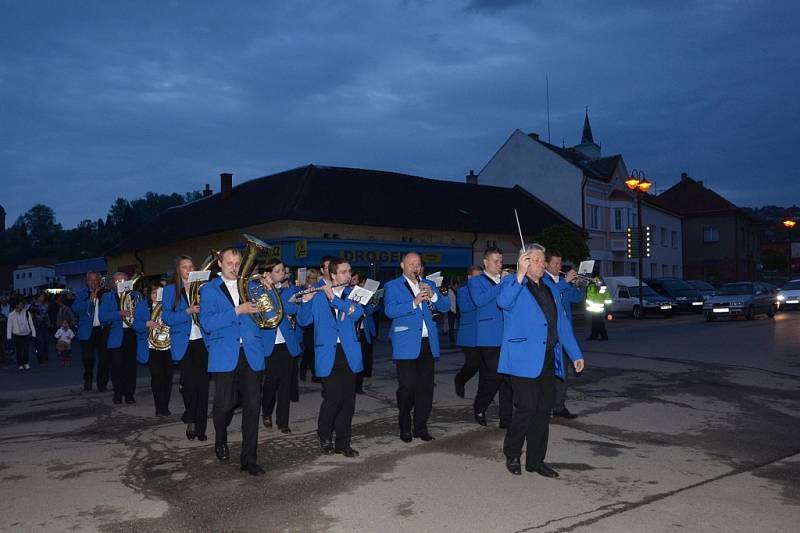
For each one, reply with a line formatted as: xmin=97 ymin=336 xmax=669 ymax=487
xmin=19 ymin=204 xmax=62 ymax=251
xmin=532 ymin=224 xmax=590 ymax=265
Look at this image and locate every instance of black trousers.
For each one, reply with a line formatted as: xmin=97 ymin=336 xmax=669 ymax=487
xmin=213 ymin=350 xmax=263 ymax=467
xmin=81 ymin=326 xmax=110 ymax=390
xmin=300 ymin=326 xmax=315 ymax=379
xmin=553 ymin=359 xmax=571 ymax=413
xmin=454 ymin=346 xmax=481 ymax=390
xmin=34 ymin=320 xmax=49 ymax=361
xmin=179 ymin=339 xmax=210 ymax=436
xmin=504 ymin=352 xmax=555 ymax=467
xmin=148 ymin=349 xmax=173 ymax=415
xmin=473 ymin=346 xmax=513 ymax=425
xmin=111 ymin=329 xmax=137 ymax=397
xmin=262 ymin=343 xmax=293 ymax=428
xmin=355 ymin=337 xmax=373 ymax=392
xmin=448 ymin=312 xmax=457 ymax=348
xmin=318 ymin=345 xmax=357 ymax=449
xmin=395 ymin=338 xmax=435 ymax=434
xmin=589 ymin=313 xmax=608 ymax=340
xmin=13 ymin=334 xmax=32 ymax=366
xmin=290 ymin=356 xmax=299 ymax=402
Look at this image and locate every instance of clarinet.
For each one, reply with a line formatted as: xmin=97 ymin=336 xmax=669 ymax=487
xmin=416 ymin=275 xmax=436 ymax=313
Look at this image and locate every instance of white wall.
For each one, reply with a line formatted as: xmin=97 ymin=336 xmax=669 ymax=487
xmin=642 ymin=204 xmax=683 ymax=278
xmin=13 ymin=266 xmax=60 ymax=296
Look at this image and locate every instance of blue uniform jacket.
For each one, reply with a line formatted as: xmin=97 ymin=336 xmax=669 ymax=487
xmin=71 ymin=287 xmax=100 ymax=341
xmin=99 ymin=291 xmax=126 ymax=349
xmin=297 ymin=287 xmax=363 ymax=377
xmin=455 ymin=286 xmax=477 ymax=348
xmin=131 ymin=300 xmax=153 ymax=364
xmin=548 ymin=274 xmax=584 ymax=321
xmin=261 ymin=286 xmax=302 ymax=357
xmin=496 ymin=275 xmax=583 ymax=379
xmin=199 ymin=278 xmax=266 ymax=373
xmin=161 ymin=283 xmax=204 ymax=362
xmin=468 ymin=273 xmax=504 ymax=347
xmin=384 ymin=275 xmax=450 ymax=359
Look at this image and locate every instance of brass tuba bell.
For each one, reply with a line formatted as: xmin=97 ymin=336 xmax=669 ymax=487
xmin=189 ymin=249 xmax=219 ymax=327
xmin=120 ymin=273 xmax=144 ymax=328
xmin=148 ymin=301 xmax=171 ymax=350
xmin=237 ymin=234 xmax=284 ymax=329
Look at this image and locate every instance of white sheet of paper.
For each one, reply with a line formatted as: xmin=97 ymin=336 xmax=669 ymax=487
xmin=578 ymin=260 xmax=595 ymax=276
xmin=297 ymin=268 xmax=307 ymax=286
xmin=156 ymin=287 xmax=163 ymax=302
xmin=364 ymin=278 xmax=380 ymax=293
xmin=347 ymin=286 xmax=375 ymax=305
xmin=425 ymin=272 xmax=443 ymax=288
xmin=188 ymin=271 xmax=211 ymax=283
xmin=116 ymin=280 xmax=133 ymax=294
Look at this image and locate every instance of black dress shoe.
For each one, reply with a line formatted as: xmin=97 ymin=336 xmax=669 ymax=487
xmin=474 ymin=412 xmax=487 ymax=426
xmin=499 ymin=421 xmax=511 ymax=429
xmin=214 ymin=443 xmax=230 ymax=461
xmin=412 ymin=430 xmax=435 ymax=442
xmin=334 ymin=446 xmax=360 ymax=458
xmin=454 ymin=380 xmax=465 ymax=399
xmin=400 ymin=432 xmax=413 ymax=443
xmin=279 ymin=427 xmax=291 ymax=434
xmin=196 ymin=434 xmax=208 ymax=441
xmin=552 ymin=409 xmax=578 ymax=419
xmin=319 ymin=437 xmax=334 ymax=454
xmin=125 ymin=396 xmax=136 ymax=404
xmin=97 ymin=386 xmax=108 ymax=393
xmin=113 ymin=394 xmax=122 ymax=404
xmin=262 ymin=416 xmax=272 ymax=429
xmin=506 ymin=457 xmax=522 ymax=476
xmin=355 ymin=387 xmax=365 ymax=395
xmin=527 ymin=462 xmax=559 ymax=478
xmin=241 ymin=463 xmax=265 ymax=476
xmin=311 ymin=377 xmax=321 ymax=383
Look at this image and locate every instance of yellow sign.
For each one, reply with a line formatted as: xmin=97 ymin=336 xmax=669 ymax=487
xmin=295 ymin=240 xmax=308 ymax=259
xmin=421 ymin=253 xmax=442 ymax=264
xmin=264 ymin=245 xmax=281 ymax=259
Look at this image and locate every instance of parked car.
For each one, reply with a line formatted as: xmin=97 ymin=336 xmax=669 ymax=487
xmin=776 ymin=279 xmax=800 ymax=310
xmin=686 ymin=280 xmax=716 ymax=301
xmin=703 ymin=282 xmax=777 ymax=321
xmin=604 ymin=276 xmax=674 ymax=319
xmin=644 ymin=278 xmax=705 ymax=313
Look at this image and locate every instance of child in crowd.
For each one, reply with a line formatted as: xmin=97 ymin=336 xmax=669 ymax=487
xmin=54 ymin=320 xmax=75 ymax=367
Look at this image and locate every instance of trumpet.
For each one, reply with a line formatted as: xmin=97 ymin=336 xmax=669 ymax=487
xmin=559 ymin=270 xmax=594 ymax=286
xmin=288 ymin=282 xmax=349 ymax=303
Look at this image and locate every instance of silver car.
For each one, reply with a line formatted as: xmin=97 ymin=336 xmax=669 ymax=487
xmin=704 ymin=282 xmax=777 ymax=321
xmin=777 ymin=279 xmax=800 ymax=311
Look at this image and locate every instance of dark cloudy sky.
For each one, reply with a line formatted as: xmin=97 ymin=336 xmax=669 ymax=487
xmin=2 ymin=0 xmax=798 ymax=227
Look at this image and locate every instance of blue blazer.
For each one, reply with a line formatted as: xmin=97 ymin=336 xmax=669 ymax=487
xmin=199 ymin=278 xmax=266 ymax=373
xmin=71 ymin=287 xmax=100 ymax=341
xmin=384 ymin=275 xmax=450 ymax=359
xmin=131 ymin=300 xmax=153 ymax=364
xmin=548 ymin=275 xmax=584 ymax=321
xmin=261 ymin=286 xmax=302 ymax=357
xmin=99 ymin=291 xmax=126 ymax=349
xmin=456 ymin=286 xmax=477 ymax=348
xmin=161 ymin=283 xmax=203 ymax=362
xmin=468 ymin=273 xmax=504 ymax=347
xmin=297 ymin=287 xmax=363 ymax=377
xmin=496 ymin=275 xmax=583 ymax=379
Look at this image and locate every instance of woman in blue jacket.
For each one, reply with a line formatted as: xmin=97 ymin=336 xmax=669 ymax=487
xmin=132 ymin=282 xmax=173 ymax=417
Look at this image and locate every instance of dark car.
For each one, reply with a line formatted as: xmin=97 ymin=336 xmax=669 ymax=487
xmin=686 ymin=280 xmax=716 ymax=301
xmin=644 ymin=278 xmax=705 ymax=313
xmin=703 ymin=282 xmax=777 ymax=321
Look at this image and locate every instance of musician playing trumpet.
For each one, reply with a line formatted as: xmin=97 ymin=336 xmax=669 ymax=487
xmin=133 ymin=282 xmax=173 ymax=417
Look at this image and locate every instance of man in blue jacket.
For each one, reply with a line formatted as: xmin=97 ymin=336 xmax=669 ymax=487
xmin=99 ymin=272 xmax=138 ymax=405
xmin=468 ymin=247 xmax=513 ymax=428
xmin=384 ymin=252 xmax=450 ymax=443
xmin=199 ymin=247 xmax=266 ymax=476
xmin=71 ymin=271 xmax=110 ymax=392
xmin=544 ymin=250 xmax=585 ymax=419
xmin=497 ymin=244 xmax=585 ymax=477
xmin=297 ymin=258 xmax=363 ymax=457
xmin=454 ymin=266 xmax=481 ymax=398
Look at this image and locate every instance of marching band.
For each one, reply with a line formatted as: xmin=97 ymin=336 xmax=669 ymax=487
xmin=70 ymin=239 xmax=588 ymax=478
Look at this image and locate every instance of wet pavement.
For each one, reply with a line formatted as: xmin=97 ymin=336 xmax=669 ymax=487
xmin=1 ymin=312 xmax=798 ymax=532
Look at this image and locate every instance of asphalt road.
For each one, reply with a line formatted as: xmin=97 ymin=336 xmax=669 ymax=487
xmin=1 ymin=311 xmax=798 ymax=532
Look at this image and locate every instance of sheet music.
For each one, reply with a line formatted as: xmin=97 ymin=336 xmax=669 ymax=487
xmin=156 ymin=287 xmax=163 ymax=302
xmin=425 ymin=272 xmax=444 ymax=288
xmin=348 ymin=286 xmax=375 ymax=305
xmin=364 ymin=278 xmax=379 ymax=293
xmin=578 ymin=260 xmax=595 ymax=276
xmin=116 ymin=280 xmax=133 ymax=294
xmin=188 ymin=270 xmax=211 ymax=283
xmin=297 ymin=267 xmax=307 ymax=286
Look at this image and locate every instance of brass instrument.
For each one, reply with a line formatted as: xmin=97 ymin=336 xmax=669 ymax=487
xmin=238 ymin=233 xmax=284 ymax=329
xmin=559 ymin=270 xmax=594 ymax=287
xmin=288 ymin=282 xmax=350 ymax=303
xmin=148 ymin=302 xmax=171 ymax=350
xmin=189 ymin=250 xmax=219 ymax=327
xmin=120 ymin=273 xmax=144 ymax=328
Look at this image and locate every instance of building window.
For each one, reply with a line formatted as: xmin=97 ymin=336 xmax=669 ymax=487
xmin=630 ymin=262 xmax=637 ymax=277
xmin=672 ymin=265 xmax=679 ymax=277
xmin=671 ymin=231 xmax=678 ymax=249
xmin=661 ymin=227 xmax=667 ymax=247
xmin=650 ymin=263 xmax=658 ymax=278
xmin=662 ymin=264 xmax=669 ymax=277
xmin=703 ymin=227 xmax=720 ymax=243
xmin=614 ymin=208 xmax=623 ymax=231
xmin=589 ymin=205 xmax=600 ymax=230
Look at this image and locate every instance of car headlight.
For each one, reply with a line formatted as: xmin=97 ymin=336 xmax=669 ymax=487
xmin=777 ymin=294 xmax=786 ymax=301
xmin=730 ymin=301 xmax=744 ymax=307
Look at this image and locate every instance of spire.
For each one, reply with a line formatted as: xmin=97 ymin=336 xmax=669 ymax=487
xmin=581 ymin=107 xmax=594 ymax=145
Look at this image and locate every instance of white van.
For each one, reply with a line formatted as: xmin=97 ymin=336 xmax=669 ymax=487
xmin=604 ymin=276 xmax=675 ymax=319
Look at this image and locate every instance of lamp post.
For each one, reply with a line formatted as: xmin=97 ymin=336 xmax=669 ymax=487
xmin=783 ymin=218 xmax=797 ymax=280
xmin=626 ymin=169 xmax=652 ymax=313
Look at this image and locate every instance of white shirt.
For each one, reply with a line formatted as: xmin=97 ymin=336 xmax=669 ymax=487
xmin=332 ymin=285 xmax=345 ymax=343
xmin=546 ymin=271 xmax=559 ymax=284
xmin=403 ymin=275 xmax=439 ymax=338
xmin=223 ymin=278 xmax=240 ymax=306
xmin=55 ymin=327 xmax=75 ymax=345
xmin=485 ymin=272 xmax=501 ymax=285
xmin=7 ymin=309 xmax=35 ymax=339
xmin=185 ymin=287 xmax=203 ymax=341
xmin=92 ymin=299 xmax=101 ymax=327
xmin=448 ymin=290 xmax=457 ymax=313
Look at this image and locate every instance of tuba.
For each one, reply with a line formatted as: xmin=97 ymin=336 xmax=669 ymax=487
xmin=148 ymin=302 xmax=171 ymax=350
xmin=238 ymin=233 xmax=284 ymax=329
xmin=120 ymin=273 xmax=144 ymax=328
xmin=188 ymin=250 xmax=219 ymax=327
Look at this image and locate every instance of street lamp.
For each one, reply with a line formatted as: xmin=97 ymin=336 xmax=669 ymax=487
xmin=783 ymin=218 xmax=797 ymax=279
xmin=626 ymin=169 xmax=652 ymax=313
